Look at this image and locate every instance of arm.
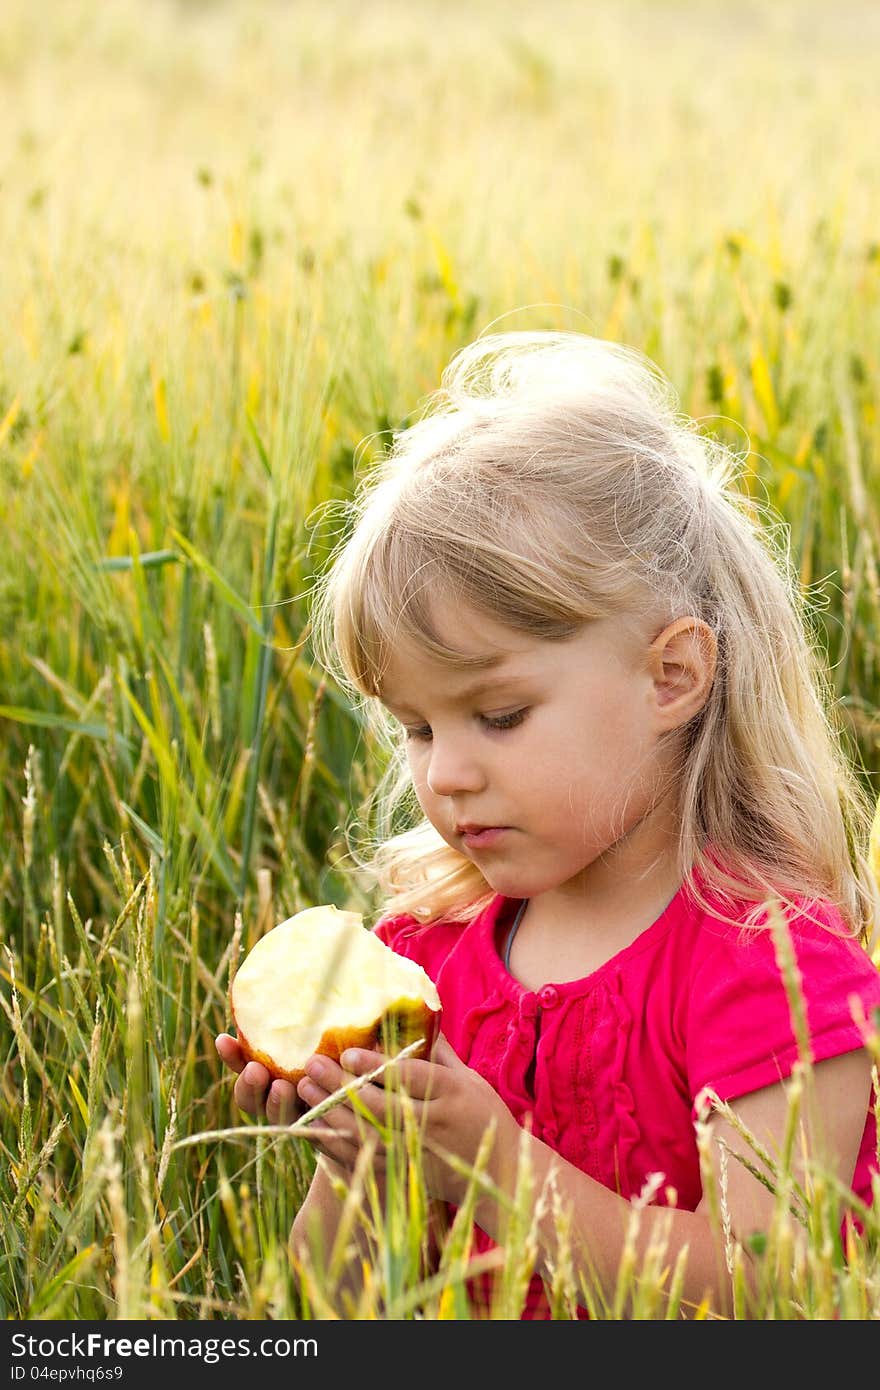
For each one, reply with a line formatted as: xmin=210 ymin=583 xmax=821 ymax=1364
xmin=306 ymin=1037 xmax=874 ymax=1317
xmin=692 ymin=1047 xmax=874 ymax=1264
xmin=214 ymin=1033 xmax=429 ymax=1307
xmin=289 ymin=1153 xmax=380 ymax=1306
xmin=480 ymin=1048 xmax=871 ymax=1316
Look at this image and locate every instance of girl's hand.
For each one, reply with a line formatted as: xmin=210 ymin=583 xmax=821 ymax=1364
xmin=214 ymin=1032 xmax=302 ymax=1126
xmin=295 ymin=1032 xmax=518 ymax=1205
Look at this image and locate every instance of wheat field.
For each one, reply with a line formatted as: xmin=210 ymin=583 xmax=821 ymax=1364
xmin=1 ymin=0 xmax=879 ymax=1320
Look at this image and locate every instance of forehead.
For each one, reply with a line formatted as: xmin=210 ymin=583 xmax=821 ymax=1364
xmin=376 ymin=599 xmax=536 ymax=705
xmin=376 ymin=595 xmax=649 ymax=707
xmin=386 ymin=595 xmax=545 ymax=671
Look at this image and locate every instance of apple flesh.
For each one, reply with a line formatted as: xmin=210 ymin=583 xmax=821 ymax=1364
xmin=230 ymin=904 xmax=442 ymax=1085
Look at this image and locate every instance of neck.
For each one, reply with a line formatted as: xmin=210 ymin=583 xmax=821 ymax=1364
xmin=531 ymin=799 xmax=683 ymax=939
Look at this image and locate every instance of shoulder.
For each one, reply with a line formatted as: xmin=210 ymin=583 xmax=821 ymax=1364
xmin=685 ymin=887 xmax=879 ymax=992
xmin=372 ymin=910 xmax=451 ymax=954
xmin=679 ymin=884 xmax=880 ymax=1102
xmin=372 ymin=893 xmax=499 ymax=971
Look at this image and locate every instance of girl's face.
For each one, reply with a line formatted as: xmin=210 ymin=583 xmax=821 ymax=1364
xmin=377 ymin=597 xmax=689 ymax=904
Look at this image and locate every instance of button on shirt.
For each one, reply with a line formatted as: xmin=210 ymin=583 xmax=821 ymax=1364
xmin=374 ymin=876 xmax=880 ymax=1319
xmin=538 ymin=983 xmax=560 ymax=1010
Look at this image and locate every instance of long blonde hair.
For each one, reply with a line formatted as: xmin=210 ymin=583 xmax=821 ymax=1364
xmin=309 ymin=331 xmax=878 ymax=944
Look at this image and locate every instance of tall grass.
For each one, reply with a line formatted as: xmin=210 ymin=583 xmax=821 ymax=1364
xmin=1 ymin=0 xmax=879 ymax=1318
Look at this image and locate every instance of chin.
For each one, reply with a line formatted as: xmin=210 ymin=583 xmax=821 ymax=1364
xmin=486 ymin=862 xmax=592 ymax=900
xmin=478 ymin=868 xmax=542 ymax=898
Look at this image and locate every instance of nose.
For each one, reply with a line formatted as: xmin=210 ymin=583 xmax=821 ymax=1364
xmin=425 ymin=733 xmax=486 ymax=797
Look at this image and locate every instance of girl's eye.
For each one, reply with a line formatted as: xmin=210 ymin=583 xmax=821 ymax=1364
xmin=483 ymin=708 xmax=528 ymax=732
xmin=403 ymin=709 xmax=528 ymax=741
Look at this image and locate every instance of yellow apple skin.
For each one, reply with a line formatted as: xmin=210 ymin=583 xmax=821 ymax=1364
xmin=232 ymin=999 xmax=442 ymax=1086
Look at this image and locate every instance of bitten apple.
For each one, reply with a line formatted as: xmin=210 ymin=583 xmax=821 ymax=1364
xmin=230 ymin=904 xmax=442 ymax=1084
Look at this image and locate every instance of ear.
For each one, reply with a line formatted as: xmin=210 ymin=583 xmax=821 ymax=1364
xmin=646 ymin=617 xmax=717 ymax=727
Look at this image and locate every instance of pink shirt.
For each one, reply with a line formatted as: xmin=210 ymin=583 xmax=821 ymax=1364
xmin=375 ymin=874 xmax=880 ymax=1318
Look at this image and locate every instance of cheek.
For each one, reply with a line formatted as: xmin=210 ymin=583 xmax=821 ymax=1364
xmin=406 ymin=750 xmax=439 ymax=813
xmin=405 ymin=743 xmax=428 ymax=783
xmin=533 ymin=698 xmax=650 ymax=800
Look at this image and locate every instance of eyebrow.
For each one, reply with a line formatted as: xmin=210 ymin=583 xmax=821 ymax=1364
xmin=380 ymin=669 xmax=534 ymax=716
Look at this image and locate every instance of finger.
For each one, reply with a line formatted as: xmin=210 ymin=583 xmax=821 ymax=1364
xmin=297 ymin=1071 xmax=394 ymax=1151
xmin=296 ymin=1067 xmax=335 ymax=1113
xmin=314 ymin=1141 xmax=388 ymax=1181
xmin=299 ymin=1054 xmax=419 ymax=1133
xmin=265 ymin=1078 xmax=301 ymax=1126
xmin=340 ymin=1048 xmax=438 ymax=1103
xmin=295 ymin=1070 xmax=354 ymax=1127
xmin=309 ymin=1130 xmax=389 ymax=1178
xmin=300 ymin=1055 xmax=348 ymax=1094
xmin=431 ymin=1033 xmax=463 ymax=1068
xmin=304 ymin=1135 xmax=357 ymax=1171
xmin=308 ymin=1114 xmax=374 ymax=1162
xmin=308 ymin=1053 xmax=389 ymax=1114
xmin=297 ymin=1056 xmax=366 ymax=1112
xmin=297 ymin=1078 xmax=373 ymax=1136
xmin=215 ymin=1033 xmax=247 ymax=1074
xmin=233 ymin=1060 xmax=271 ymax=1116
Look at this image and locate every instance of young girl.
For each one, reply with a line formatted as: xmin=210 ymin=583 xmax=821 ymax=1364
xmin=216 ymin=330 xmax=880 ymax=1318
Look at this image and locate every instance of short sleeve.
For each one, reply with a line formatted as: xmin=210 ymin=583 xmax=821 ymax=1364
xmin=373 ymin=912 xmax=421 ymax=954
xmin=372 ymin=908 xmax=470 ymax=987
xmin=687 ymin=904 xmax=880 ymax=1107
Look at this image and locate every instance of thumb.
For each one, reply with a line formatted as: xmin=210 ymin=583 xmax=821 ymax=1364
xmin=431 ymin=1032 xmax=464 ymax=1069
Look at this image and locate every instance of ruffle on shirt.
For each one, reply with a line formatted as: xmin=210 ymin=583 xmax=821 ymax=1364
xmin=458 ymin=994 xmax=511 ymax=1059
xmin=607 ymin=969 xmax=642 ymax=1197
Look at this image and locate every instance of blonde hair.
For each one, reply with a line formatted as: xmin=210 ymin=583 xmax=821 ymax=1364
xmin=309 ymin=331 xmax=878 ymax=945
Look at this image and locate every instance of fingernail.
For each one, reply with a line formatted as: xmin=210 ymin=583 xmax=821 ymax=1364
xmin=340 ymin=1050 xmax=360 ymax=1070
xmin=306 ymin=1059 xmax=326 ymax=1082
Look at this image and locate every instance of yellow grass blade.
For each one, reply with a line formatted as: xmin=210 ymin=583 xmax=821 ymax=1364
xmin=750 ymin=347 xmax=779 ymax=436
xmin=0 ymin=395 xmax=21 ymax=448
xmin=151 ymin=368 xmax=171 ymax=442
xmin=869 ymin=791 xmax=880 ymax=889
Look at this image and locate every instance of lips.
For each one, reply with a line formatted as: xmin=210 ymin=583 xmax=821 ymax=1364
xmin=456 ymin=824 xmax=510 ymax=848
